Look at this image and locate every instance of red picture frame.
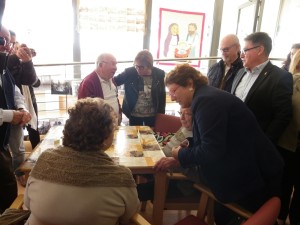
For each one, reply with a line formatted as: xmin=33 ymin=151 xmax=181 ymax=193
xmin=157 ymin=8 xmax=205 ymax=67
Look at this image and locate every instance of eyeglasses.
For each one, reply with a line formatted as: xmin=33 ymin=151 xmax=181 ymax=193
xmin=178 ymin=111 xmax=192 ymax=116
xmin=101 ymin=61 xmax=117 ymax=66
xmin=134 ymin=64 xmax=145 ymax=70
xmin=168 ymin=86 xmax=180 ymax=97
xmin=0 ymin=36 xmax=14 ymax=48
xmin=219 ymin=44 xmax=236 ymax=53
xmin=241 ymin=46 xmax=260 ymax=55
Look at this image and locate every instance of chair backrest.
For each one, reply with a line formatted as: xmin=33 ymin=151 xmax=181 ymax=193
xmin=243 ymin=197 xmax=281 ymax=225
xmin=175 ymin=183 xmax=281 ymax=225
xmin=154 ymin=113 xmax=182 ymax=133
xmin=9 ymin=194 xmax=24 ymax=209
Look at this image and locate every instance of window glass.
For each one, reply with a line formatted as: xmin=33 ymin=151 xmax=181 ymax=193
xmin=271 ymin=0 xmax=300 ymax=59
xmin=3 ymin=0 xmax=73 ymax=64
xmin=78 ymin=0 xmax=144 ymax=65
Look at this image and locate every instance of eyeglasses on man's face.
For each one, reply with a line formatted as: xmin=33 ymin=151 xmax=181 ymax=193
xmin=219 ymin=44 xmax=236 ymax=53
xmin=241 ymin=45 xmax=260 ymax=55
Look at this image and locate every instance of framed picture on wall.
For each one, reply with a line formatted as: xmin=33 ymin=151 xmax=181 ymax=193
xmin=51 ymin=80 xmax=72 ymax=95
xmin=157 ymin=8 xmax=205 ymax=67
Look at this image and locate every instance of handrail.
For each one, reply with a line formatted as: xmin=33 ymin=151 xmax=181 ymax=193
xmin=31 ymin=56 xmax=285 ymax=122
xmin=33 ymin=56 xmax=284 ymax=67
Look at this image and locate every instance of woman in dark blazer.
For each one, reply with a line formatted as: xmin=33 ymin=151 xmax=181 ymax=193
xmin=155 ymin=63 xmax=284 ymax=224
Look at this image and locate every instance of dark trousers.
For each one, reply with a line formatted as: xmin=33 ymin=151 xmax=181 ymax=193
xmin=278 ymin=146 xmax=300 ymax=224
xmin=129 ymin=116 xmax=156 ymax=127
xmin=27 ymin=125 xmax=40 ymax=149
xmin=214 ymin=172 xmax=282 ymax=225
xmin=27 ymin=102 xmax=40 ymax=149
xmin=214 ymin=187 xmax=269 ymax=225
xmin=0 ymin=148 xmax=18 ymax=213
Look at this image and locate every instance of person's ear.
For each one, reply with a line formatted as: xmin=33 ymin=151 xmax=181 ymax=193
xmin=187 ymin=79 xmax=194 ymax=90
xmin=258 ymin=46 xmax=264 ymax=56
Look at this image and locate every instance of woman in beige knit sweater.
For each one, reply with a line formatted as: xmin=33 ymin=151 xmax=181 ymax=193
xmin=24 ymin=98 xmax=140 ymax=225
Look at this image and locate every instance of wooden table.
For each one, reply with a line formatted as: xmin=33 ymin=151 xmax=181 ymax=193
xmin=20 ymin=125 xmax=167 ymax=225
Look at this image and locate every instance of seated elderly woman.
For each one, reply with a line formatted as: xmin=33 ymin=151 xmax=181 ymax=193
xmin=137 ymin=107 xmax=199 ymax=201
xmin=163 ymin=107 xmax=193 ymax=157
xmin=24 ymin=98 xmax=140 ymax=225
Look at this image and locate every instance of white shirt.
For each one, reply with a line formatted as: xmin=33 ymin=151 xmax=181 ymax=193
xmin=0 ymin=84 xmax=26 ymax=126
xmin=235 ymin=60 xmax=269 ymax=101
xmin=97 ymin=75 xmax=119 ymax=116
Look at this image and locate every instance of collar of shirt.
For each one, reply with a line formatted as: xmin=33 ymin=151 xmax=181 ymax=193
xmin=96 ymin=72 xmax=112 ymax=85
xmin=245 ymin=60 xmax=269 ymax=75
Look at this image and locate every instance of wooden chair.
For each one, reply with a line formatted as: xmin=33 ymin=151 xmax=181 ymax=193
xmin=9 ymin=194 xmax=24 ymax=209
xmin=130 ymin=213 xmax=151 ymax=225
xmin=174 ymin=182 xmax=281 ymax=225
xmin=163 ymin=173 xmax=201 ymax=210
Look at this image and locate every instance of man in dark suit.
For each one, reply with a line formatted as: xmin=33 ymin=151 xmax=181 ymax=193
xmin=231 ymin=32 xmax=293 ymax=144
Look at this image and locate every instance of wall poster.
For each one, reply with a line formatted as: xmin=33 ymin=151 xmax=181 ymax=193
xmin=157 ymin=8 xmax=205 ymax=67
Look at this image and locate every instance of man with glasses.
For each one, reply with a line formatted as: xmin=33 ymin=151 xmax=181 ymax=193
xmin=232 ymin=32 xmax=293 ymax=145
xmin=0 ymin=23 xmax=31 ymax=212
xmin=207 ymin=34 xmax=243 ymax=92
xmin=6 ymin=29 xmax=40 ymax=187
xmin=113 ymin=50 xmax=166 ymax=127
xmin=77 ymin=53 xmax=122 ymax=124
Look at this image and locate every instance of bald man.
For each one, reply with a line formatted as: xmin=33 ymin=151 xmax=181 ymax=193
xmin=207 ymin=34 xmax=243 ymax=92
xmin=77 ymin=53 xmax=122 ymax=124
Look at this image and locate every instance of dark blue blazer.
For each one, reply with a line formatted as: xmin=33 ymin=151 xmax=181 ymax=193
xmin=231 ymin=62 xmax=293 ymax=143
xmin=178 ymin=85 xmax=284 ymax=203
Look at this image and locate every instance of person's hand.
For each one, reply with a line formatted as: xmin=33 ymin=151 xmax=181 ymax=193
xmin=11 ymin=110 xmax=25 ymax=125
xmin=11 ymin=109 xmax=32 ymax=126
xmin=171 ymin=146 xmax=181 ymax=160
xmin=154 ymin=157 xmax=180 ymax=172
xmin=18 ymin=109 xmax=31 ymax=126
xmin=15 ymin=44 xmax=32 ymax=62
xmin=180 ymin=139 xmax=189 ymax=148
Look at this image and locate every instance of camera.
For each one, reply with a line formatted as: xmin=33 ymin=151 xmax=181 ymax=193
xmin=0 ymin=36 xmax=6 ymax=46
xmin=29 ymin=48 xmax=36 ymax=57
